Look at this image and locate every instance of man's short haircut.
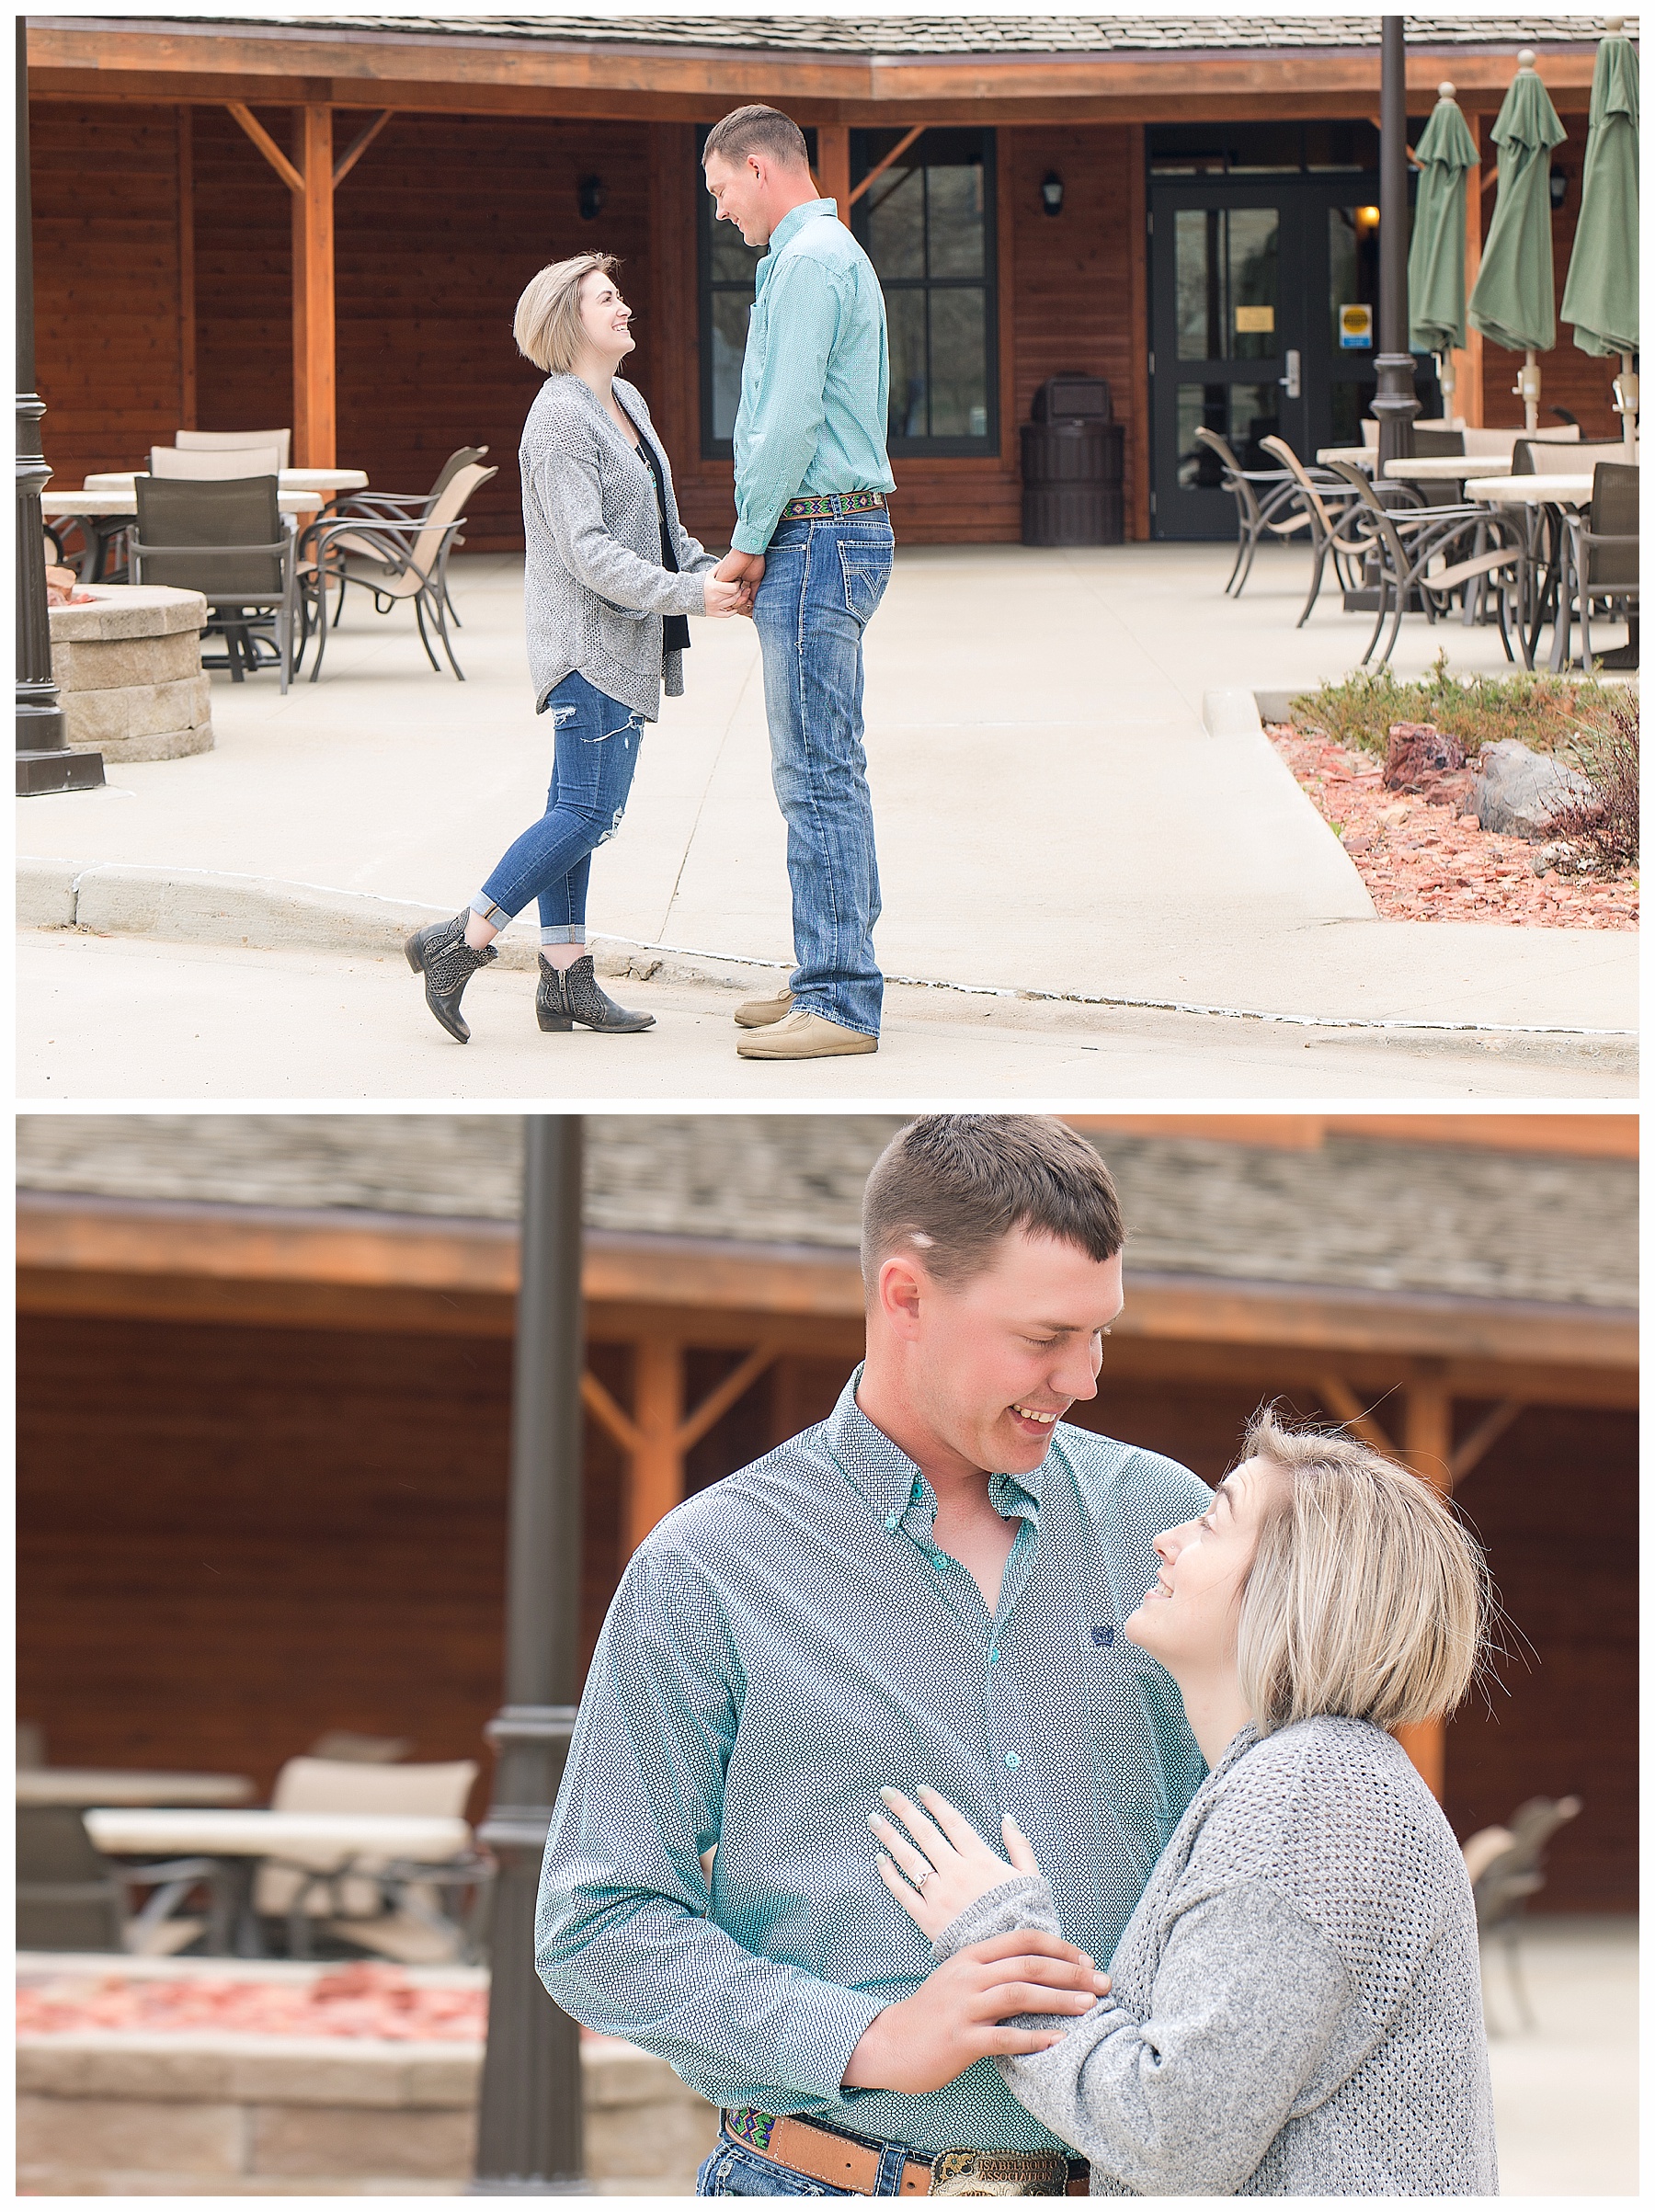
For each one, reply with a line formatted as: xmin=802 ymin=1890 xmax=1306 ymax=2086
xmin=514 ymin=253 xmax=618 ymax=376
xmin=861 ymin=1115 xmax=1124 ymax=1294
xmin=1237 ymin=1408 xmax=1490 ymax=1737
xmin=702 ymin=104 xmax=811 ymax=175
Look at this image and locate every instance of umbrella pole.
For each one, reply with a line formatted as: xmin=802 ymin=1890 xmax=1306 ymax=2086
xmin=1516 ymin=348 xmax=1540 ymax=431
xmin=1437 ymin=349 xmax=1457 ymax=423
xmin=1615 ymin=353 xmax=1638 ymax=450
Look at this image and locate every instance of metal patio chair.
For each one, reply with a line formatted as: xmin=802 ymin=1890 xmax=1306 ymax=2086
xmin=1257 ymin=435 xmax=1373 ymax=625
xmin=296 ymin=461 xmax=496 ymax=680
xmin=1321 ymin=459 xmax=1526 ymax=667
xmin=1469 ymin=1794 xmax=1582 ymax=2035
xmin=176 ymin=427 xmax=293 ymax=471
xmin=317 ymin=445 xmax=490 ymax=629
xmin=150 ymin=444 xmax=284 ymax=482
xmin=1191 ymin=425 xmax=1303 ymax=596
xmin=132 ymin=473 xmax=298 ymax=690
xmin=17 ymin=1804 xmax=217 ymax=1955
xmin=1560 ymin=462 xmax=1639 ymax=669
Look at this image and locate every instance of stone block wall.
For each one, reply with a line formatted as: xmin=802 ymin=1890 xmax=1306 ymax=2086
xmin=17 ymin=2031 xmax=720 ymax=2195
xmin=49 ymin=586 xmax=214 ymax=763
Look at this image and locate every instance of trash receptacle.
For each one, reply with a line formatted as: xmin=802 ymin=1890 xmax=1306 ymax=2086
xmin=1022 ymin=376 xmax=1124 ymax=546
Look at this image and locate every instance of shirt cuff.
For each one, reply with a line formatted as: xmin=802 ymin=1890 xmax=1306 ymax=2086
xmin=731 ymin=519 xmax=773 ymax=556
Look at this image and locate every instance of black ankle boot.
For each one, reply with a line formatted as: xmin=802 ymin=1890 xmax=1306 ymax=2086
xmin=537 ymin=952 xmax=655 ymax=1034
xmin=405 ymin=911 xmax=497 ymax=1043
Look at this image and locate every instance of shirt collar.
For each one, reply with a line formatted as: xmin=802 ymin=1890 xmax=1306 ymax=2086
xmin=825 ymin=1365 xmax=1044 ymax=1531
xmin=766 ymin=197 xmax=839 ymax=259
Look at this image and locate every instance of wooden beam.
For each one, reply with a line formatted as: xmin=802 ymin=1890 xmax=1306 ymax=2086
xmin=332 ymin=107 xmax=392 ymax=188
xmin=176 ymin=106 xmax=196 ymax=430
xmin=1393 ymin=1718 xmax=1445 ymax=1802
xmin=1403 ymin=1374 xmax=1455 ymax=1492
xmin=1463 ymin=112 xmax=1485 ymax=426
xmin=1125 ymin=122 xmax=1150 ymax=540
xmin=226 ymin=100 xmax=303 ymax=194
xmin=1449 ymin=1398 xmax=1523 ymax=1485
xmin=628 ymin=1335 xmax=686 ymax=1554
xmin=1070 ymin=1113 xmax=1638 ymax=1160
xmin=1314 ymin=1374 xmax=1398 ymax=1458
xmin=580 ymin=1368 xmax=642 ymax=1456
xmin=291 ymin=104 xmax=336 ymax=469
xmin=678 ymin=1341 xmax=781 ymax=1455
xmin=815 ymin=123 xmax=850 ymax=220
xmin=847 ymin=123 xmax=925 ymax=206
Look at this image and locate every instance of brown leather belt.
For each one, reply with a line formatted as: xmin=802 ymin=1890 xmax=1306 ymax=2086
xmin=722 ymin=2110 xmax=1090 ymax=2195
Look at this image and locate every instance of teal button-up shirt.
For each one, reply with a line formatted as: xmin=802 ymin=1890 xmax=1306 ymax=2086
xmin=731 ymin=199 xmax=896 ymax=555
xmin=536 ymin=1366 xmax=1210 ymax=2155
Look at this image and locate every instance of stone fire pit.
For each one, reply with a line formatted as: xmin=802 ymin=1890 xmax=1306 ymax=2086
xmin=49 ymin=584 xmax=214 ymax=763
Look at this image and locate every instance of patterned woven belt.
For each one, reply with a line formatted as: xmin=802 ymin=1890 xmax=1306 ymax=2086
xmin=781 ymin=490 xmax=889 ymax=519
xmin=723 ymin=2109 xmax=1089 ymax=2195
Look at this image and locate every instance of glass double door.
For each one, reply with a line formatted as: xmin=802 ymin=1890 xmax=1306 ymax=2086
xmin=1149 ymin=177 xmax=1381 ymax=540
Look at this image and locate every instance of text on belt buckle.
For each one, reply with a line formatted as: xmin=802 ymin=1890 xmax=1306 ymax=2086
xmin=930 ymin=2149 xmax=1070 ymax=2196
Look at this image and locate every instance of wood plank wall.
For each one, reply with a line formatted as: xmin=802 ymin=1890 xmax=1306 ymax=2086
xmin=17 ymin=1309 xmax=1634 ymax=1907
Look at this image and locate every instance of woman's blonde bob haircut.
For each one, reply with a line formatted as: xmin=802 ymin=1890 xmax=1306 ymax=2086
xmin=1237 ymin=1408 xmax=1490 ymax=1738
xmin=514 ymin=254 xmax=619 ymax=376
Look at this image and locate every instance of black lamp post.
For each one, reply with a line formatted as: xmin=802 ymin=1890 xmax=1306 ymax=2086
xmin=473 ymin=1116 xmax=587 ymax=2194
xmin=1371 ymin=14 xmax=1420 ymax=467
xmin=16 ymin=20 xmax=102 ymax=796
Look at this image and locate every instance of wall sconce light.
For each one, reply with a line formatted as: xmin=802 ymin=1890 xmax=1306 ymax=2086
xmin=577 ymin=176 xmax=605 ymax=222
xmin=1355 ymin=203 xmax=1381 ymax=234
xmin=1041 ymin=172 xmax=1064 ymax=217
xmin=1548 ymin=166 xmax=1569 ymax=212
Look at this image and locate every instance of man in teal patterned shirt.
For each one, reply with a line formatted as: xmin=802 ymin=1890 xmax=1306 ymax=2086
xmin=539 ymin=1116 xmax=1212 ymax=2195
xmin=704 ymin=106 xmax=898 ymax=1063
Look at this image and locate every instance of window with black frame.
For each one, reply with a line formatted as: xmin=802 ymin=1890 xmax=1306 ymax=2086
xmin=696 ymin=124 xmax=817 ymax=459
xmin=850 ymin=127 xmax=997 ymax=456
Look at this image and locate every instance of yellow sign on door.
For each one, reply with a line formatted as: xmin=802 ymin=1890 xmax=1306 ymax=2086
xmin=1340 ymin=303 xmax=1374 ymax=349
xmin=1235 ymin=304 xmax=1275 ymax=334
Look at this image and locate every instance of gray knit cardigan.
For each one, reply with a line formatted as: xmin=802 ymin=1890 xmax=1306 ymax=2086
xmin=937 ymin=1716 xmax=1498 ymax=2197
xmin=519 ymin=372 xmax=719 ymax=723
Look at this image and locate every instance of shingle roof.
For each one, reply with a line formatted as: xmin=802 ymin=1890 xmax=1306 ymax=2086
xmin=148 ymin=13 xmax=1632 ymax=53
xmin=16 ymin=1116 xmax=1636 ymax=1312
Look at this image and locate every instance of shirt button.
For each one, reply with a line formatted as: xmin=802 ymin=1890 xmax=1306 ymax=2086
xmin=930 ymin=1549 xmax=945 ymax=1568
xmin=1004 ymin=1750 xmax=1022 ymax=1771
xmin=885 ymin=1514 xmax=899 ymax=1531
xmin=987 ymin=1647 xmax=1000 ymax=1664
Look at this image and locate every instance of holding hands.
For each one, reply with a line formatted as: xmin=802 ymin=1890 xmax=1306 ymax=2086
xmin=871 ymin=1784 xmax=1042 ymax=1941
xmin=707 ymin=547 xmax=764 ymax=618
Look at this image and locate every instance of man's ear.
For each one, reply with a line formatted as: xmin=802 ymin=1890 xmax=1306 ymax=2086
xmin=876 ymin=1249 xmax=929 ymax=1341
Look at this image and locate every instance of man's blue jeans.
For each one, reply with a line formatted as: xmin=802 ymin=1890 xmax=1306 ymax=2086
xmin=751 ymin=507 xmax=893 ymax=1038
xmin=472 ymin=669 xmax=645 ymax=944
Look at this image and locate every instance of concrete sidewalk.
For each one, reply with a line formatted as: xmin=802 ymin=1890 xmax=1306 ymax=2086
xmin=17 ymin=544 xmax=1636 ymax=1081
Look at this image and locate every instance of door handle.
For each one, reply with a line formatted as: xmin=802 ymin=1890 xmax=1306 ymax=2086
xmin=1278 ymin=349 xmax=1302 ymax=401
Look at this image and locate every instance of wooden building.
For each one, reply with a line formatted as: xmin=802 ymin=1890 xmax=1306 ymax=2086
xmin=16 ymin=1112 xmax=1638 ymax=1911
xmin=28 ymin=14 xmax=1626 ymax=549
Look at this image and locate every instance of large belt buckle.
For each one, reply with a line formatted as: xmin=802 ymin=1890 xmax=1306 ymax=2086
xmin=930 ymin=2149 xmax=1070 ymax=2196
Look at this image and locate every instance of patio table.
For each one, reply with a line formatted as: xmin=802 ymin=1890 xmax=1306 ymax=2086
xmin=1466 ymin=470 xmax=1638 ymax=670
xmin=1316 ymin=444 xmax=1375 ymax=468
xmin=85 ymin=1807 xmax=472 ymax=1957
xmin=17 ymin=1769 xmax=254 ymax=1807
xmin=1384 ymin=454 xmax=1512 ymax=483
xmin=83 ymin=468 xmax=370 ymax=498
xmin=42 ymin=481 xmax=360 ymax=584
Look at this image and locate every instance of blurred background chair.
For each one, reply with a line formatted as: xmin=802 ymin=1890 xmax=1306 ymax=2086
xmin=1560 ymin=462 xmax=1639 ymax=669
xmin=254 ymin=1753 xmax=489 ymax=1963
xmin=1191 ymin=425 xmax=1303 ymax=597
xmin=17 ymin=1804 xmax=216 ymax=1956
xmin=1322 ymin=459 xmax=1525 ymax=667
xmin=1257 ymin=435 xmax=1372 ymax=625
xmin=176 ymin=428 xmax=292 ymax=471
xmin=319 ymin=445 xmax=489 ymax=630
xmin=297 ymin=461 xmax=496 ymax=680
xmin=150 ymin=445 xmax=283 ymax=482
xmin=1467 ymin=1793 xmax=1583 ymax=2035
xmin=132 ymin=474 xmax=297 ymax=690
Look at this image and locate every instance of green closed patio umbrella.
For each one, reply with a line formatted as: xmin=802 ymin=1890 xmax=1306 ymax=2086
xmin=1408 ymin=81 xmax=1480 ymax=421
xmin=1559 ymin=15 xmax=1639 ymax=449
xmin=1467 ymin=48 xmax=1568 ymax=428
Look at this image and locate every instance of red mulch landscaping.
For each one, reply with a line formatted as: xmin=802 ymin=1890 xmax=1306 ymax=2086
xmin=17 ymin=1960 xmax=487 ymax=2041
xmin=1267 ymin=726 xmax=1638 ymax=929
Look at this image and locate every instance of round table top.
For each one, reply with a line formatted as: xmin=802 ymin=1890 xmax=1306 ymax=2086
xmin=83 ymin=468 xmax=369 ymax=495
xmin=1383 ymin=454 xmax=1511 ymax=481
xmin=85 ymin=1807 xmax=472 ymax=1860
xmin=18 ymin=1769 xmax=255 ymax=1807
xmin=1466 ymin=473 xmax=1616 ymax=506
xmin=44 ymin=486 xmax=340 ymax=518
xmin=1316 ymin=445 xmax=1375 ymax=468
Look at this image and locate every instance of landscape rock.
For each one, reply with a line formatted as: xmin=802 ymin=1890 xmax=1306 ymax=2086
xmin=1384 ymin=721 xmax=1465 ymax=789
xmin=1470 ymin=737 xmax=1595 ymax=841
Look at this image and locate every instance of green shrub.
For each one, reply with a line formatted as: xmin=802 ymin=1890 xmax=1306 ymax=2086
xmin=1288 ymin=651 xmax=1634 ymax=767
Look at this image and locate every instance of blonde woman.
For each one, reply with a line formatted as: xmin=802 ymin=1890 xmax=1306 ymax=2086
xmin=871 ymin=1414 xmax=1497 ymax=2197
xmin=406 ymin=254 xmax=748 ymax=1043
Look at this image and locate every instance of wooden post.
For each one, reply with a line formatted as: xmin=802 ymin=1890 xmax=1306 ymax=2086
xmin=1127 ymin=123 xmax=1151 ymax=539
xmin=1393 ymin=1371 xmax=1455 ymax=1800
xmin=816 ymin=125 xmax=850 ymax=222
xmin=176 ymin=108 xmax=196 ymax=430
xmin=1462 ymin=112 xmax=1485 ymax=426
xmin=291 ymin=104 xmax=335 ymax=468
xmin=627 ymin=1334 xmax=685 ymax=1555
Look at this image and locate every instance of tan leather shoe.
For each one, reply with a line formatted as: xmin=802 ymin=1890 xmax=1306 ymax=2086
xmin=734 ymin=988 xmax=795 ymax=1029
xmin=736 ymin=1009 xmax=877 ymax=1060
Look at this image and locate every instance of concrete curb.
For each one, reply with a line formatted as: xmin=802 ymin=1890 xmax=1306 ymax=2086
xmin=1201 ymin=687 xmax=1265 ymax=738
xmin=17 ymin=856 xmax=1638 ymax=1051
